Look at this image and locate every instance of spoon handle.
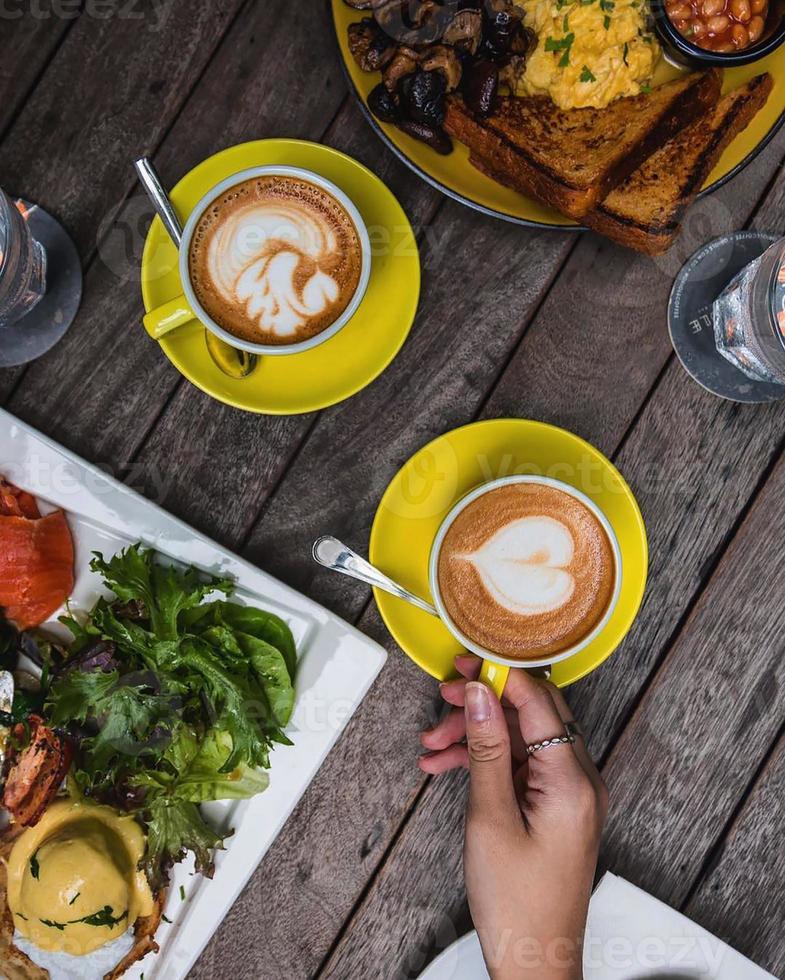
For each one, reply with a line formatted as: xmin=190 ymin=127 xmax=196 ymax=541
xmin=134 ymin=157 xmax=183 ymax=247
xmin=312 ymin=535 xmax=438 ymax=617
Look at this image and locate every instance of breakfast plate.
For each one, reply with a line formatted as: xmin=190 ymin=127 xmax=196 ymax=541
xmin=141 ymin=139 xmax=420 ymax=415
xmin=369 ymin=419 xmax=648 ymax=687
xmin=0 ymin=407 xmax=387 ymax=979
xmin=331 ymin=0 xmax=785 ymax=229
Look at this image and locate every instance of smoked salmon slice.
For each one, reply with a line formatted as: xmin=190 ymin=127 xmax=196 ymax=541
xmin=0 ymin=478 xmax=39 ymax=519
xmin=0 ymin=478 xmax=74 ymax=630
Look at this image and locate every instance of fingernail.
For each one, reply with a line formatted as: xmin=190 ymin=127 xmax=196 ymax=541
xmin=465 ymin=682 xmax=491 ymax=723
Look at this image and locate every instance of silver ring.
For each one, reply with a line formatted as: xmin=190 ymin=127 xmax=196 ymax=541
xmin=527 ymin=733 xmax=576 ymax=756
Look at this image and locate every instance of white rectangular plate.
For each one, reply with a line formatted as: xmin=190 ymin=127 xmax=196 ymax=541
xmin=0 ymin=407 xmax=387 ymax=979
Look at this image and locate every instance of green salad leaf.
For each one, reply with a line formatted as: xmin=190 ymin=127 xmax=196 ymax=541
xmin=44 ymin=544 xmax=297 ymax=890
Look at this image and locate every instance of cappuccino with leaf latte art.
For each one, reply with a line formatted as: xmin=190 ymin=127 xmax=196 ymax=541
xmin=188 ymin=175 xmax=362 ymax=347
xmin=437 ymin=483 xmax=616 ymax=660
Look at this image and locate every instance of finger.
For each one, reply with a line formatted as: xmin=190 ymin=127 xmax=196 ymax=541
xmin=455 ymin=653 xmax=482 ymax=680
xmin=545 ymin=682 xmax=605 ymax=793
xmin=418 ymin=744 xmax=470 ymax=774
xmin=423 ymin=703 xmax=528 ymax=761
xmin=440 ymin=678 xmax=469 ymax=707
xmin=464 ymin=682 xmax=519 ymax=832
xmin=502 ymin=670 xmax=582 ymax=768
xmin=420 ymin=707 xmax=466 ymax=750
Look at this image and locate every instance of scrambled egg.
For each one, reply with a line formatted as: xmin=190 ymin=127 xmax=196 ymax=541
xmin=512 ymin=0 xmax=661 ymax=109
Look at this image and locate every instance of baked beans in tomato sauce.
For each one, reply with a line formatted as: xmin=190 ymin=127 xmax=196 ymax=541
xmin=665 ymin=0 xmax=768 ymax=50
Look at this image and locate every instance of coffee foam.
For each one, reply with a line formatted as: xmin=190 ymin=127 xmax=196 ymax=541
xmin=189 ymin=176 xmax=362 ymax=346
xmin=437 ymin=484 xmax=615 ymax=660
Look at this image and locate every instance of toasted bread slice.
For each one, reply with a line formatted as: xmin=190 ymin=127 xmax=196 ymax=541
xmin=444 ymin=70 xmax=723 ymax=219
xmin=585 ymin=73 xmax=773 ymax=254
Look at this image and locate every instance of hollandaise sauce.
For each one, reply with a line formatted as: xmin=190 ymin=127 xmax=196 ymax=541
xmin=6 ymin=799 xmax=154 ymax=956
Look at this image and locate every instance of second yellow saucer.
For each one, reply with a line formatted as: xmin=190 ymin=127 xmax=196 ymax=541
xmin=369 ymin=419 xmax=648 ymax=688
xmin=140 ymin=139 xmax=420 ymax=415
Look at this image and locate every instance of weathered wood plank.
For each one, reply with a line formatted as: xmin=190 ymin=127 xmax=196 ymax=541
xmin=597 ymin=452 xmax=785 ymax=901
xmin=3 ymin=0 xmax=349 ymax=469
xmin=570 ymin=370 xmax=785 ymax=761
xmin=0 ymin=9 xmax=71 ymax=139
xmin=0 ymin=0 xmax=248 ymax=407
xmin=0 ymin=1 xmax=247 ymax=260
xmin=150 ymin=0 xmax=348 ymax=185
xmin=684 ymin=734 xmax=785 ymax=977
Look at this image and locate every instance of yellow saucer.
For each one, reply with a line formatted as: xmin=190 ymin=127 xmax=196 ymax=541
xmin=332 ymin=0 xmax=785 ymax=228
xmin=369 ymin=419 xmax=648 ymax=687
xmin=140 ymin=140 xmax=420 ymax=414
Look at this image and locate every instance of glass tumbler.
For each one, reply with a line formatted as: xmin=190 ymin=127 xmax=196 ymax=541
xmin=0 ymin=190 xmax=47 ymax=329
xmin=713 ymin=237 xmax=785 ymax=385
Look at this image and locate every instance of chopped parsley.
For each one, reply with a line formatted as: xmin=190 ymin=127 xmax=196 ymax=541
xmin=15 ymin=913 xmax=28 ymax=921
xmin=29 ymin=852 xmax=40 ymax=880
xmin=604 ymin=13 xmax=611 ymax=27
xmin=69 ymin=892 xmax=81 ymax=906
xmin=179 ymin=884 xmax=186 ymax=901
xmin=79 ymin=906 xmax=128 ymax=929
xmin=162 ymin=913 xmax=172 ymax=924
xmin=39 ymin=906 xmax=128 ymax=931
xmin=545 ymin=32 xmax=575 ymax=66
xmin=600 ymin=0 xmax=615 ymax=10
xmin=563 ymin=12 xmax=570 ymax=30
xmin=580 ymin=65 xmax=597 ymax=82
xmin=640 ymin=83 xmax=652 ymax=93
xmin=623 ymin=42 xmax=629 ymax=65
xmin=40 ymin=918 xmax=66 ymax=931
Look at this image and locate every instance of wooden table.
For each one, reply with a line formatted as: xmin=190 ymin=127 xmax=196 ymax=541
xmin=3 ymin=3 xmax=784 ymax=977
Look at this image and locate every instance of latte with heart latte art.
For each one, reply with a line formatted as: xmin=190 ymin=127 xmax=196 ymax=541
xmin=188 ymin=175 xmax=363 ymax=346
xmin=437 ymin=484 xmax=616 ymax=659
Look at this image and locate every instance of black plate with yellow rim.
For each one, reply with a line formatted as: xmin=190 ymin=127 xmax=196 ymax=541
xmin=331 ymin=0 xmax=785 ymax=229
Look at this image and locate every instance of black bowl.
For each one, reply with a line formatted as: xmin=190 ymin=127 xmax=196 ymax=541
xmin=651 ymin=0 xmax=785 ymax=67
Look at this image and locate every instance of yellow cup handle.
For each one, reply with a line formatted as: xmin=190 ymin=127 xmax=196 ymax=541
xmin=479 ymin=659 xmax=509 ymax=700
xmin=143 ymin=294 xmax=197 ymax=340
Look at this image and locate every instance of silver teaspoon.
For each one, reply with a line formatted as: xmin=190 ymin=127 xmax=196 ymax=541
xmin=312 ymin=535 xmax=438 ymax=617
xmin=133 ymin=157 xmax=258 ymax=380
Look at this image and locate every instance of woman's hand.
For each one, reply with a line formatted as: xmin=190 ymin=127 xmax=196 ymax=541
xmin=419 ymin=655 xmax=608 ymax=980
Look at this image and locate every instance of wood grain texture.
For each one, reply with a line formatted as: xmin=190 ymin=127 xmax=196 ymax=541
xmin=3 ymin=0 xmax=349 ymax=472
xmin=321 ymin=765 xmax=472 ymax=980
xmin=570 ymin=369 xmax=785 ymax=762
xmin=684 ymin=733 xmax=785 ymax=977
xmin=0 ymin=0 xmax=246 ymax=259
xmin=599 ymin=450 xmax=785 ymax=905
xmin=0 ymin=8 xmax=71 ymax=139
